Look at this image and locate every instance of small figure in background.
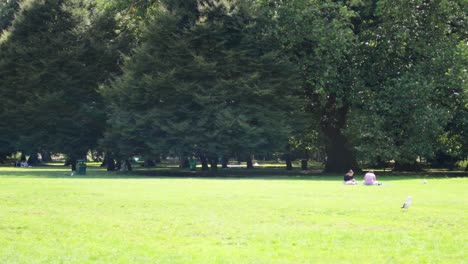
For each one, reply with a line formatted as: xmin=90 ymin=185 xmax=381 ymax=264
xmin=363 ymin=170 xmax=380 ymax=185
xmin=344 ymin=169 xmax=358 ymax=185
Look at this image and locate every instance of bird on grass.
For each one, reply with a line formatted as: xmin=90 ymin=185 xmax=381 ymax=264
xmin=401 ymin=196 xmax=412 ymax=210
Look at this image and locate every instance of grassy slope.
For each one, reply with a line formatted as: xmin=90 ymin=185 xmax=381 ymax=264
xmin=0 ymin=166 xmax=466 ymax=263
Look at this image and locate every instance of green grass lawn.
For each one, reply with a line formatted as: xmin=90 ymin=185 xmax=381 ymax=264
xmin=0 ymin=166 xmax=466 ymax=263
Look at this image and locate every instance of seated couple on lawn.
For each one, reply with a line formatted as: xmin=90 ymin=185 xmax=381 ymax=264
xmin=344 ymin=169 xmax=381 ymax=185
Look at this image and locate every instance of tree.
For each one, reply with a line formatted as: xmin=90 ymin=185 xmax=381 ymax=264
xmin=104 ymin=0 xmax=302 ymax=171
xmin=429 ymin=41 xmax=468 ymax=169
xmin=0 ymin=0 xmax=20 ymax=33
xmin=0 ymin=0 xmax=21 ymax=161
xmin=261 ymin=0 xmax=358 ymax=172
xmin=0 ymin=0 xmax=120 ymax=169
xmin=345 ymin=0 xmax=467 ymax=170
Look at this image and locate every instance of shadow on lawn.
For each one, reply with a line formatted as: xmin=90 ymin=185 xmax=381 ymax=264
xmin=0 ymin=165 xmax=466 ymax=180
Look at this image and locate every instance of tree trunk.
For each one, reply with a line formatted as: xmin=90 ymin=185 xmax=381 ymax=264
xmin=199 ymin=154 xmax=209 ymax=171
xmin=143 ymin=158 xmax=156 ymax=167
xmin=301 ymin=159 xmax=308 ymax=170
xmin=27 ymin=153 xmax=40 ymax=165
xmin=40 ymin=151 xmax=52 ymax=162
xmin=107 ymin=158 xmax=115 ymax=171
xmin=322 ymin=121 xmax=358 ymax=172
xmin=221 ymin=156 xmax=228 ymax=168
xmin=115 ymin=160 xmax=122 ymax=171
xmin=312 ymin=93 xmax=358 ymax=173
xmin=323 ymin=129 xmax=358 ymax=173
xmin=103 ymin=154 xmax=115 ymax=171
xmin=154 ymin=155 xmax=161 ymax=163
xmin=70 ymin=157 xmax=77 ymax=171
xmin=209 ymin=157 xmax=218 ymax=172
xmin=20 ymin=153 xmax=26 ymax=162
xmin=246 ymin=156 xmax=253 ymax=169
xmin=125 ymin=159 xmax=133 ymax=171
xmin=101 ymin=153 xmax=110 ymax=167
xmin=179 ymin=156 xmax=189 ymax=168
xmin=285 ymin=154 xmax=292 ymax=171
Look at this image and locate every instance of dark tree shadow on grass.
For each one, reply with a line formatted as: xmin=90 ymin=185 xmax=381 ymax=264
xmin=0 ymin=165 xmax=466 ymax=180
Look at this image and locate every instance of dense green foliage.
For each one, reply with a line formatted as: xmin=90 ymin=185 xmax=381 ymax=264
xmin=0 ymin=0 xmax=19 ymax=33
xmin=262 ymin=0 xmax=359 ymax=172
xmin=0 ymin=0 xmax=466 ymax=171
xmin=346 ymin=0 xmax=468 ymax=170
xmin=0 ymin=0 xmax=121 ymax=167
xmin=104 ymin=1 xmax=302 ymax=170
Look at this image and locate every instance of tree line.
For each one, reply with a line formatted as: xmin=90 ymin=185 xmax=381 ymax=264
xmin=0 ymin=0 xmax=466 ymax=172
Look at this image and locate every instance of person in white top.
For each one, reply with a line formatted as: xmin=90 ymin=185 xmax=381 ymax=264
xmin=363 ymin=170 xmax=379 ymax=185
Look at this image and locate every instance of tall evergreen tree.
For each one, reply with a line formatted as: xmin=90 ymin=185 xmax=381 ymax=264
xmin=104 ymin=0 xmax=301 ymax=171
xmin=0 ymin=0 xmax=120 ymax=168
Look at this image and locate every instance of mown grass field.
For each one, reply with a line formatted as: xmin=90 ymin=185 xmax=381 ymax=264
xmin=0 ymin=166 xmax=466 ymax=263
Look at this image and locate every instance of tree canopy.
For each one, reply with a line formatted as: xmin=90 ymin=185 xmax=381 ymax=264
xmin=103 ymin=0 xmax=302 ymax=170
xmin=0 ymin=0 xmax=121 ymax=167
xmin=0 ymin=0 xmax=466 ymax=172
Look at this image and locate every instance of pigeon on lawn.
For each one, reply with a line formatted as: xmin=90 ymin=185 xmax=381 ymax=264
xmin=401 ymin=196 xmax=411 ymax=210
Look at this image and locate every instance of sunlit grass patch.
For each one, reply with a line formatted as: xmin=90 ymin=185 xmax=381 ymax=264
xmin=0 ymin=167 xmax=466 ymax=263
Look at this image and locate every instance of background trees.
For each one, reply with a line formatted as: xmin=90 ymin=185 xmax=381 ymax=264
xmin=103 ymin=0 xmax=302 ymax=171
xmin=0 ymin=0 xmax=19 ymax=33
xmin=0 ymin=0 xmax=466 ymax=172
xmin=260 ymin=0 xmax=359 ymax=172
xmin=0 ymin=0 xmax=121 ymax=168
xmin=345 ymin=0 xmax=468 ymax=170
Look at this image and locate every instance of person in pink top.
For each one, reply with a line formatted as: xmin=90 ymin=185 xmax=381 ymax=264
xmin=363 ymin=170 xmax=380 ymax=185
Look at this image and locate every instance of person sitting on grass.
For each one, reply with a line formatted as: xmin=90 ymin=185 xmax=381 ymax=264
xmin=344 ymin=169 xmax=358 ymax=185
xmin=363 ymin=170 xmax=380 ymax=185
